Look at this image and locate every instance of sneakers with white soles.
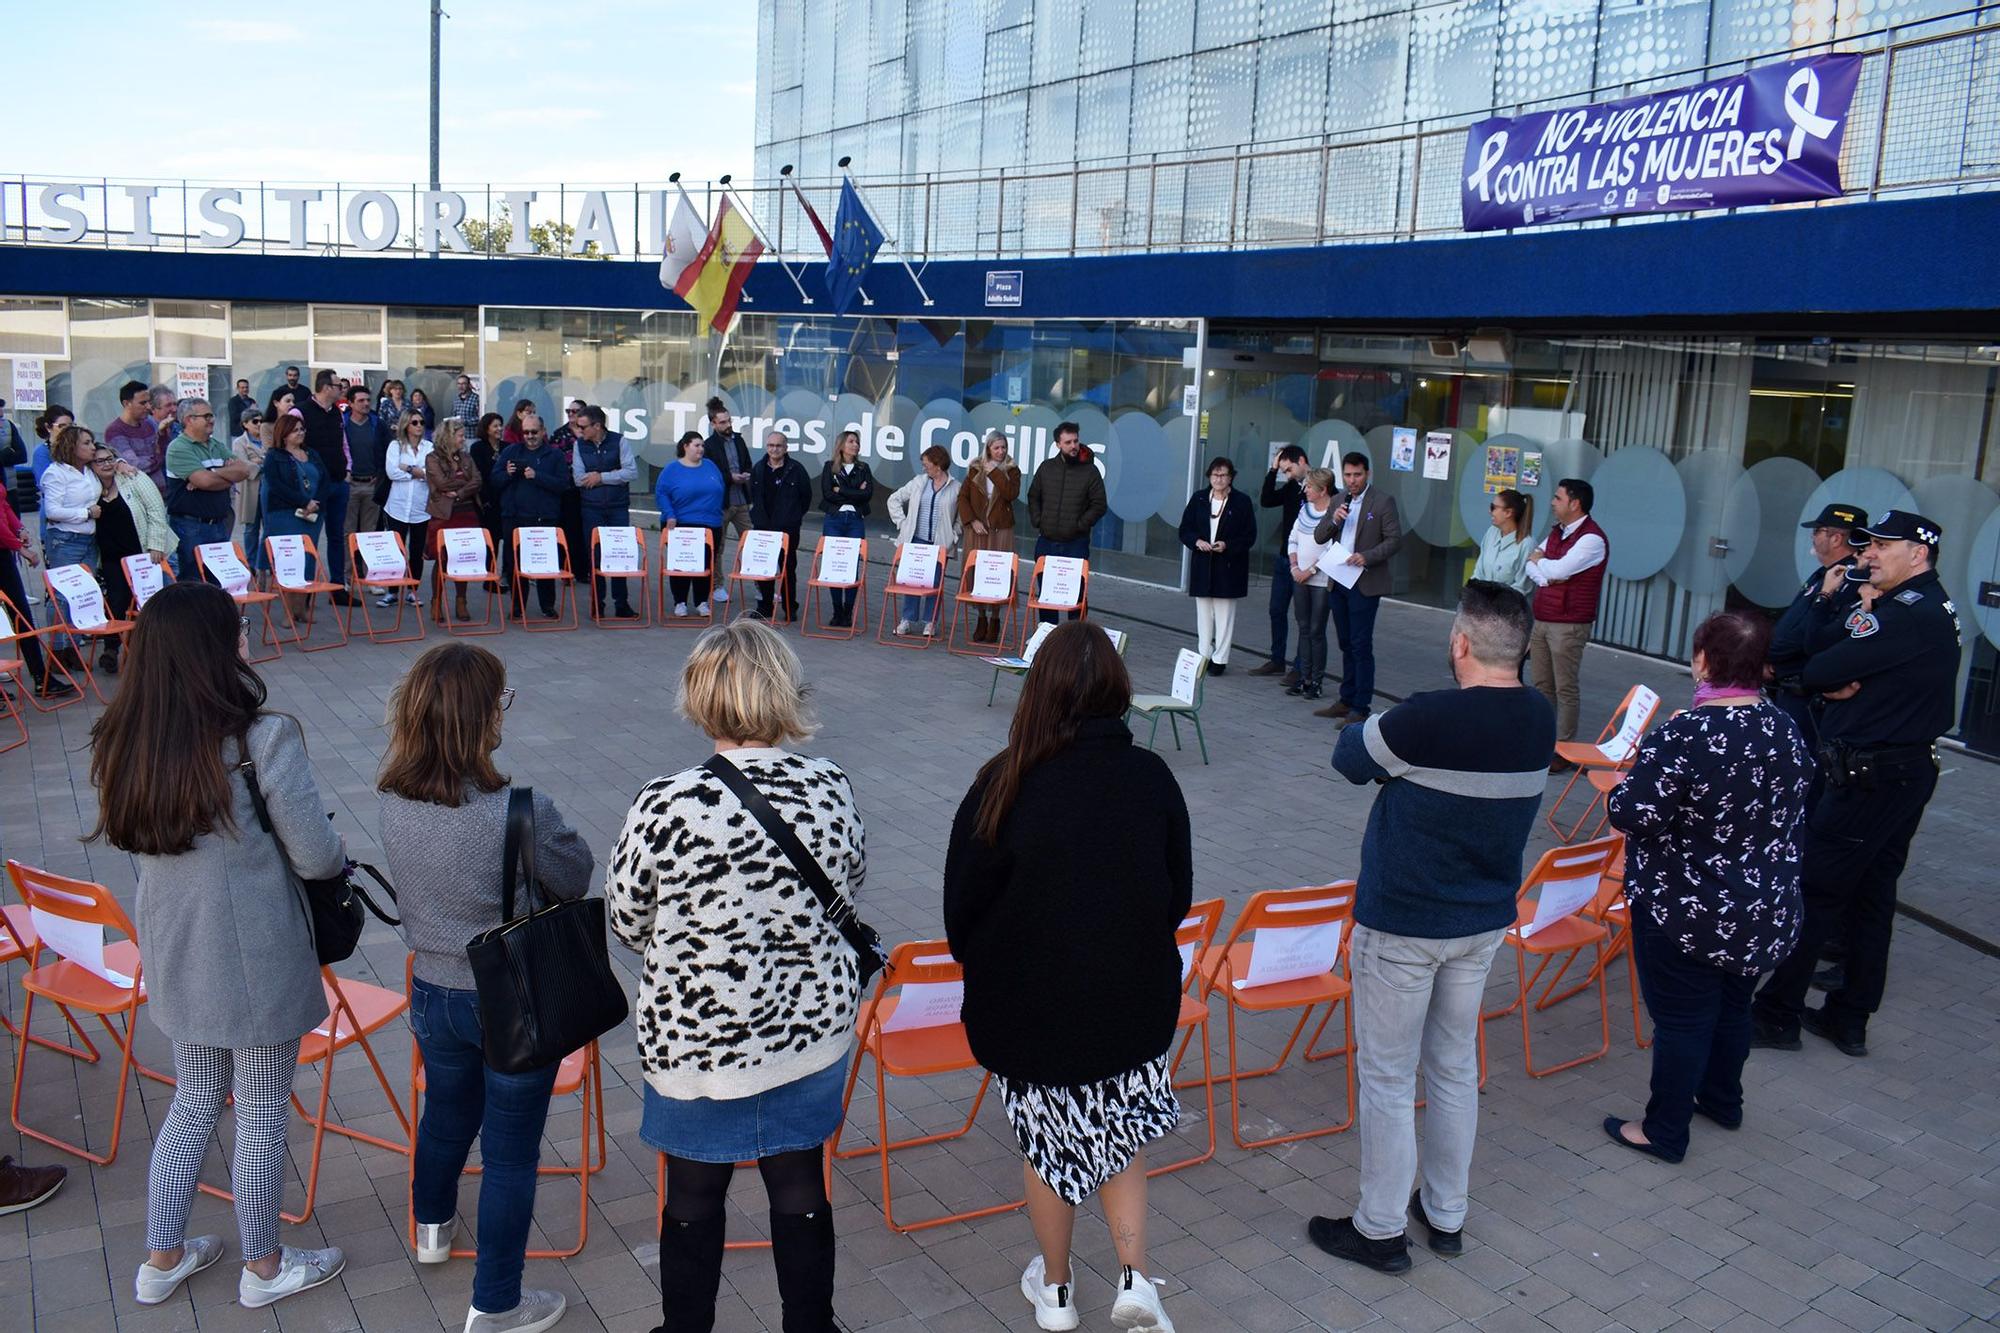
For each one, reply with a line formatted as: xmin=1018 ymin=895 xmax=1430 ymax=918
xmin=695 ymin=601 xmax=710 ymax=616
xmin=673 ymin=601 xmax=689 ymax=618
xmin=415 ymin=1215 xmax=458 ymax=1264
xmin=1110 ymin=1266 xmax=1175 ymax=1332
xmin=1020 ymin=1255 xmax=1080 ymax=1331
xmin=238 ymin=1245 xmax=345 ymax=1308
xmin=465 ymin=1287 xmax=567 ymax=1332
xmin=135 ymin=1235 xmax=223 ymax=1305
xmin=713 ymin=587 xmax=729 ymax=603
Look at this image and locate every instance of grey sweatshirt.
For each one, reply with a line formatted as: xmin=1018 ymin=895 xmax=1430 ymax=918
xmin=378 ymin=786 xmax=596 ymax=989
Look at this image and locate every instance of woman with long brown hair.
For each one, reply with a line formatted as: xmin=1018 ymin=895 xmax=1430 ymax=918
xmin=423 ymin=417 xmax=482 ymax=622
xmin=89 ymin=581 xmax=347 ymax=1310
xmin=376 ymin=642 xmax=592 ymax=1333
xmin=943 ymin=621 xmax=1193 ymax=1333
xmin=958 ymin=428 xmax=1021 ymax=642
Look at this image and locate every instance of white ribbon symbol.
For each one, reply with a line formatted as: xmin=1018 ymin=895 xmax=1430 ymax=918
xmin=1783 ymin=67 xmax=1838 ymax=161
xmin=1465 ymin=130 xmax=1509 ymax=200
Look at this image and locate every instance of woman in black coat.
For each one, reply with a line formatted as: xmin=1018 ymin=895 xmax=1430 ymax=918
xmin=944 ymin=621 xmax=1193 ymax=1332
xmin=1177 ymin=457 xmax=1257 ymax=674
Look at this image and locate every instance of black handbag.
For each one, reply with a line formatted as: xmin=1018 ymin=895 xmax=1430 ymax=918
xmin=239 ymin=758 xmax=399 ymax=966
xmin=466 ymin=788 xmax=629 ymax=1074
xmin=703 ymin=754 xmax=887 ymax=987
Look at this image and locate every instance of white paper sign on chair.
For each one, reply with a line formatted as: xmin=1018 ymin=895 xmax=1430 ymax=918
xmin=1171 ymin=648 xmax=1203 ymax=705
xmin=441 ymin=526 xmax=489 ymax=577
xmin=28 ymin=905 xmax=134 ymax=989
xmin=1236 ymin=901 xmax=1348 ymax=990
xmin=597 ymin=526 xmax=642 ymax=575
xmin=267 ymin=535 xmax=310 ymax=590
xmin=819 ymin=536 xmax=862 ymax=585
xmin=1596 ymin=686 xmax=1661 ymax=763
xmin=984 ymin=620 xmax=1053 ymax=670
xmin=517 ymin=526 xmax=561 ymax=576
xmin=122 ymin=555 xmax=165 ymax=609
xmin=970 ymin=550 xmax=1013 ymax=600
xmin=1520 ymin=867 xmax=1602 ymax=939
xmin=741 ymin=530 xmax=783 ymax=579
xmin=1040 ymin=556 xmax=1084 ymax=608
xmin=879 ymin=958 xmax=965 ymax=1034
xmin=354 ymin=530 xmax=407 ymax=581
xmin=896 ymin=542 xmax=939 ymax=589
xmin=45 ymin=563 xmax=109 ymax=629
xmin=196 ymin=542 xmax=252 ymax=596
xmin=665 ymin=527 xmax=708 ymax=574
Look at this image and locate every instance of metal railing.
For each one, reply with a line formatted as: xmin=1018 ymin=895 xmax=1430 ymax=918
xmin=3 ymin=11 xmax=1994 ymax=267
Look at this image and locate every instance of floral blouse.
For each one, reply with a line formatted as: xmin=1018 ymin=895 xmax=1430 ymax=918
xmin=1604 ymin=702 xmax=1815 ymax=975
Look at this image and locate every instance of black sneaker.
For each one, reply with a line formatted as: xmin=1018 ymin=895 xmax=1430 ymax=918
xmin=37 ymin=676 xmax=78 ymax=700
xmin=1209 ymin=663 xmax=1227 ymax=676
xmin=1286 ymin=680 xmax=1306 ymax=697
xmin=331 ymin=589 xmax=358 ymax=607
xmin=1302 ymin=684 xmax=1323 ymax=700
xmin=613 ymin=604 xmax=638 ymax=619
xmin=1407 ymin=1192 xmax=1462 ymax=1256
xmin=1801 ymin=1006 xmax=1867 ymax=1058
xmin=1306 ymin=1216 xmax=1410 ymax=1274
xmin=1748 ymin=1016 xmax=1802 ymax=1051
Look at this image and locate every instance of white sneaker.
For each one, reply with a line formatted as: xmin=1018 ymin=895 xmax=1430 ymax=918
xmin=695 ymin=601 xmax=710 ymax=617
xmin=238 ymin=1245 xmax=345 ymax=1309
xmin=713 ymin=587 xmax=729 ymax=603
xmin=135 ymin=1235 xmax=223 ymax=1305
xmin=465 ymin=1287 xmax=566 ymax=1333
xmin=1110 ymin=1266 xmax=1175 ymax=1332
xmin=415 ymin=1215 xmax=458 ymax=1264
xmin=1020 ymin=1256 xmax=1080 ymax=1331
xmin=673 ymin=601 xmax=688 ymax=618
xmin=922 ymin=621 xmax=936 ymax=637
xmin=405 ymin=592 xmax=421 ymax=606
xmin=895 ymin=618 xmax=913 ymax=635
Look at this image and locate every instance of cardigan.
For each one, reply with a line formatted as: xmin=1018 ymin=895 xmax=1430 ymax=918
xmin=133 ymin=714 xmax=346 ymax=1048
xmin=1177 ymin=487 xmax=1256 ymax=598
xmin=944 ymin=717 xmax=1193 ymax=1086
xmin=607 ymin=749 xmax=866 ymax=1101
xmin=1606 ymin=703 xmax=1814 ymax=975
xmin=378 ymin=786 xmax=595 ymax=990
xmin=888 ymin=474 xmax=962 ymax=548
xmin=113 ymin=470 xmax=173 ymax=558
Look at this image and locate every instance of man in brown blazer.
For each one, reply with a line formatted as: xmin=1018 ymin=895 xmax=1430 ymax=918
xmin=1313 ymin=452 xmax=1403 ymax=724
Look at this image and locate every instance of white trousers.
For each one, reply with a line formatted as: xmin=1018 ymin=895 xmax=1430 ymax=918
xmin=1193 ymin=596 xmax=1238 ymax=666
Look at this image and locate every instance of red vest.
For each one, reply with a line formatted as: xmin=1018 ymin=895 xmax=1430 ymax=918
xmin=1532 ymin=515 xmax=1608 ymax=624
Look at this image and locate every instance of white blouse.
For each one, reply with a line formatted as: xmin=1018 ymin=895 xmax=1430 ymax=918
xmin=383 ymin=440 xmax=434 ymax=525
xmin=40 ymin=463 xmax=101 ymax=533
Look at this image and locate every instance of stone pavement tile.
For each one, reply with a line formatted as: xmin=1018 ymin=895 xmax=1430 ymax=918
xmin=1808 ymin=1284 xmax=1901 ymax=1333
xmin=112 ymin=1298 xmax=202 ymax=1332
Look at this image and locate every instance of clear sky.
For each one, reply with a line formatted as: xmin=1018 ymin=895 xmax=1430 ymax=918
xmin=9 ymin=0 xmax=759 ymax=186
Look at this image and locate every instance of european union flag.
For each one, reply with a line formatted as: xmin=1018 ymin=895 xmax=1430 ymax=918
xmin=824 ymin=180 xmax=883 ymax=317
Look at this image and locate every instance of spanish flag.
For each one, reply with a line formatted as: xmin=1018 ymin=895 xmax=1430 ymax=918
xmin=681 ymin=196 xmax=764 ymax=335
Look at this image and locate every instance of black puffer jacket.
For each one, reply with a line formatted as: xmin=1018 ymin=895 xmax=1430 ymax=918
xmin=1027 ymin=448 xmax=1107 ymax=543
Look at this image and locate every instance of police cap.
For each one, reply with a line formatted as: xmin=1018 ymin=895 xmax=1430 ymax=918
xmin=1852 ymin=510 xmax=1942 ymax=557
xmin=1799 ymin=502 xmax=1867 ymax=537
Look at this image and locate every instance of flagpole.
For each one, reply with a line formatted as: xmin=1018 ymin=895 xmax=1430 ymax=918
xmin=719 ymin=174 xmax=812 ymax=307
xmin=786 ymin=163 xmax=871 ymax=309
xmin=839 ymin=157 xmax=934 ymax=308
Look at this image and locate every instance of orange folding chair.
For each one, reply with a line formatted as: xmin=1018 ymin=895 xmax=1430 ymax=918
xmin=264 ymin=534 xmax=349 ymax=652
xmin=348 ymin=530 xmax=427 ymax=644
xmin=946 ymin=549 xmax=1019 ymax=657
xmin=1547 ymin=685 xmax=1662 ymax=842
xmin=40 ymin=562 xmax=136 ymax=700
xmin=193 ymin=541 xmax=283 ymax=664
xmin=1020 ymin=554 xmax=1089 ymax=648
xmin=875 ymin=542 xmax=949 ymax=649
xmin=510 ymin=526 xmax=578 ymax=630
xmin=1151 ymin=900 xmax=1226 ymax=1178
xmin=1538 ymin=840 xmax=1650 ymax=1050
xmin=118 ymin=552 xmax=173 ymax=612
xmin=727 ymin=530 xmax=793 ymax=624
xmin=403 ymin=960 xmax=605 ymax=1259
xmin=1191 ymin=885 xmax=1358 ymax=1149
xmin=588 ymin=526 xmax=650 ymax=627
xmin=6 ymin=860 xmax=172 ymax=1165
xmin=801 ymin=535 xmax=868 ymax=640
xmin=0 ymin=651 xmax=23 ymax=753
xmin=659 ymin=527 xmax=717 ymax=627
xmin=0 ymin=589 xmax=84 ymax=715
xmin=1482 ymin=835 xmax=1624 ymax=1077
xmin=0 ymin=900 xmax=108 ymax=1058
xmin=831 ymin=940 xmax=1023 ymax=1233
xmin=438 ymin=527 xmax=507 ymax=635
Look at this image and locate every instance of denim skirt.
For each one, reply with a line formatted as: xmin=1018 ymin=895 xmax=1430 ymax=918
xmin=639 ymin=1056 xmax=847 ymax=1164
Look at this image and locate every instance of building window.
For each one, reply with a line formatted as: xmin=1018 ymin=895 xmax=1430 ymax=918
xmin=308 ymin=304 xmax=388 ymax=369
xmin=0 ymin=297 xmax=69 ymax=358
xmin=150 ymin=299 xmax=231 ymax=363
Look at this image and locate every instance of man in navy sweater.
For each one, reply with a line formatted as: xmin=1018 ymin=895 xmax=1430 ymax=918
xmin=1308 ymin=580 xmax=1555 ymax=1274
xmin=487 ymin=413 xmax=572 ymax=617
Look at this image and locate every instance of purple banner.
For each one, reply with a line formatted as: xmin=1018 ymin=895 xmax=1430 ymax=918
xmin=1460 ymin=54 xmax=1863 ymax=231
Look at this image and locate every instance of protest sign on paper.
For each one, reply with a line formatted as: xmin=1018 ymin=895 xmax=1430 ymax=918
xmin=196 ymin=542 xmax=252 ymax=595
xmin=597 ymin=526 xmax=642 ymax=574
xmin=819 ymin=536 xmax=861 ymax=584
xmin=517 ymin=527 xmax=561 ymax=575
xmin=176 ymin=362 xmax=210 ymax=401
xmin=740 ymin=530 xmax=783 ymax=578
xmin=122 ymin=556 xmax=165 ymax=608
xmin=354 ymin=530 xmax=407 ymax=580
xmin=442 ymin=526 xmax=489 ymax=577
xmin=45 ymin=564 xmax=108 ymax=629
xmin=969 ymin=549 xmax=1013 ymax=599
xmin=267 ymin=534 xmax=310 ymax=589
xmin=1596 ymin=685 xmax=1661 ymax=762
xmin=665 ymin=527 xmax=709 ymax=573
xmin=1170 ymin=648 xmax=1202 ymax=704
xmin=10 ymin=357 xmax=46 ymax=412
xmin=895 ymin=542 xmax=939 ymax=588
xmin=1040 ymin=555 xmax=1084 ymax=608
xmin=1521 ymin=871 xmax=1600 ymax=938
xmin=1237 ymin=913 xmax=1345 ymax=990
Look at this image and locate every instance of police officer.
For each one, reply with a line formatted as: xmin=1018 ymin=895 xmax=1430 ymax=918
xmin=1751 ymin=511 xmax=1960 ymax=1058
xmin=1767 ymin=502 xmax=1868 ymax=753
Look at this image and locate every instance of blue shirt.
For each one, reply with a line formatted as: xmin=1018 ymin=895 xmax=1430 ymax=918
xmin=654 ymin=457 xmax=726 ymax=529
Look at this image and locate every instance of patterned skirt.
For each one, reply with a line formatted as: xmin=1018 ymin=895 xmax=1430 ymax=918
xmin=996 ymin=1055 xmax=1180 ymax=1205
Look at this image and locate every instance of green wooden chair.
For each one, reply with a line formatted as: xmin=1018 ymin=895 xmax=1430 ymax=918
xmin=986 ymin=623 xmax=1126 ymax=706
xmin=1128 ymin=647 xmax=1209 ymax=763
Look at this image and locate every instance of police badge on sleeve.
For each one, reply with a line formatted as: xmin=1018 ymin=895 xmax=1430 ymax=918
xmin=1846 ymin=609 xmax=1879 ymax=638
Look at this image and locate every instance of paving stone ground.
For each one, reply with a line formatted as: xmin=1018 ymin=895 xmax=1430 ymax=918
xmin=3 ymin=548 xmax=1996 ymax=1332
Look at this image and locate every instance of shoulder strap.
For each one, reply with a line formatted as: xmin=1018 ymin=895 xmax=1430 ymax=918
xmin=501 ymin=787 xmax=537 ymax=921
xmin=703 ymin=754 xmax=863 ymax=944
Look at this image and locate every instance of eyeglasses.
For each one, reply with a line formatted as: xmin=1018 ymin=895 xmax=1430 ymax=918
xmin=523 ymin=431 xmax=545 ymax=439
xmin=498 ymin=687 xmax=515 ymax=711
xmin=188 ymin=411 xmax=214 ymax=420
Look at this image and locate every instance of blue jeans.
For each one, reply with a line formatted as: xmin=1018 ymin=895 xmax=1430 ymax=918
xmin=1267 ymin=550 xmax=1304 ymax=672
xmin=1032 ymin=534 xmax=1089 ymax=623
xmin=1329 ymin=584 xmax=1381 ymax=713
xmin=41 ymin=529 xmax=97 ymax=649
xmin=319 ymin=480 xmax=351 ymax=585
xmin=822 ymin=511 xmax=864 ymax=614
xmin=241 ymin=512 xmax=264 ymax=573
xmin=169 ymin=515 xmax=231 ymax=583
xmin=408 ymin=978 xmax=560 ymax=1315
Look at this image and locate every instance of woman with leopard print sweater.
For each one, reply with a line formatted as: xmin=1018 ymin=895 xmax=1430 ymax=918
xmin=607 ymin=620 xmax=864 ymax=1333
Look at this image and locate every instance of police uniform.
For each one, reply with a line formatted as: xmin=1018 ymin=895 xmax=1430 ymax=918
xmin=1767 ymin=503 xmax=1868 ymax=757
xmin=1751 ymin=511 xmax=1960 ymax=1053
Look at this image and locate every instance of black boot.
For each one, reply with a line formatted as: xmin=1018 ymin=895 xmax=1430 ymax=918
xmin=653 ymin=1214 xmax=725 ymax=1333
xmin=769 ymin=1208 xmax=837 ymax=1333
xmin=98 ymin=642 xmax=120 ymax=676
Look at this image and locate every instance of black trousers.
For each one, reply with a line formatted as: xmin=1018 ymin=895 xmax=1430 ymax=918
xmin=754 ymin=525 xmax=802 ymax=621
xmin=501 ymin=518 xmax=558 ymax=614
xmin=1632 ymin=913 xmax=1753 ymax=1158
xmin=0 ymin=551 xmax=47 ymax=681
xmin=1753 ymin=759 xmax=1937 ymax=1036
